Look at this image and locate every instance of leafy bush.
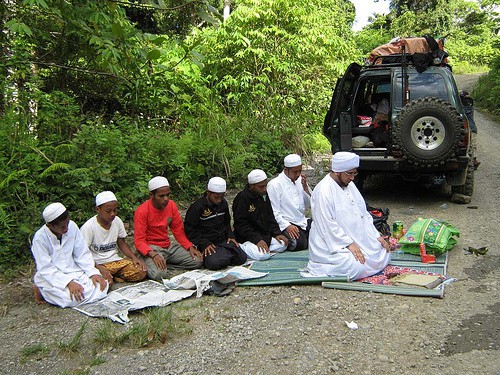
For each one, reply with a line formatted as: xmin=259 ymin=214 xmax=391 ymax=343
xmin=473 ymin=55 xmax=500 ymax=115
xmin=0 ymin=107 xmax=294 ymax=272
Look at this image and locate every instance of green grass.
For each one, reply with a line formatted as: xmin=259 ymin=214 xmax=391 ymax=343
xmin=88 ymin=355 xmax=106 ymax=367
xmin=93 ymin=305 xmax=191 ymax=349
xmin=450 ymin=62 xmax=489 ymax=75
xmin=57 ymin=321 xmax=88 ymax=354
xmin=20 ymin=343 xmax=50 ymax=361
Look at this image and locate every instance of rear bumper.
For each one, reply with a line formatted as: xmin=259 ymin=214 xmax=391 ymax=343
xmin=357 ymin=151 xmax=469 ymax=173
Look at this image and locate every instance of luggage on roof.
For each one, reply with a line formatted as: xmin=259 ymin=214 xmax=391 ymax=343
xmin=368 ymin=35 xmax=449 ymax=70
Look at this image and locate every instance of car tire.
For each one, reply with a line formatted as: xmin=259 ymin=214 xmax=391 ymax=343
xmin=393 ymin=97 xmax=463 ymax=167
xmin=451 ymin=156 xmax=474 ymax=196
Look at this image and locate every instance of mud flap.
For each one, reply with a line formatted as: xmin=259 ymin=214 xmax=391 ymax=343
xmin=446 ymin=168 xmax=467 ymax=186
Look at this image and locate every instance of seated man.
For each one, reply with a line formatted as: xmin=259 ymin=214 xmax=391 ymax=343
xmin=80 ymin=191 xmax=147 ymax=285
xmin=31 ymin=203 xmax=108 ymax=308
xmin=370 ymin=94 xmax=390 ymax=147
xmin=232 ymin=169 xmax=288 ymax=260
xmin=184 ymin=177 xmax=247 ymax=270
xmin=267 ymin=154 xmax=312 ymax=251
xmin=370 ymin=94 xmax=390 ymax=126
xmin=134 ymin=176 xmax=203 ymax=280
xmin=306 ymin=152 xmax=390 ymax=280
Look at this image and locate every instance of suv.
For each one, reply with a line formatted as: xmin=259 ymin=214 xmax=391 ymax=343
xmin=322 ymin=58 xmax=474 ymax=199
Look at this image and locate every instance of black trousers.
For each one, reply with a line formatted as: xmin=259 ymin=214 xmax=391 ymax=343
xmin=282 ymin=219 xmax=311 ymax=251
xmin=203 ymin=242 xmax=247 ymax=270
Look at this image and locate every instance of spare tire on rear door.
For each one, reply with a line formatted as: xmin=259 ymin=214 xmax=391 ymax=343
xmin=393 ymin=97 xmax=462 ymax=167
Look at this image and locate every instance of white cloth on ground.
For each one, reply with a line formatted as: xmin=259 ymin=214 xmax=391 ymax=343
xmin=80 ymin=215 xmax=127 ymax=264
xmin=267 ymin=171 xmax=311 ymax=231
xmin=306 ymin=174 xmax=390 ymax=280
xmin=31 ymin=220 xmax=108 ymax=308
xmin=239 ymin=237 xmax=287 ymax=261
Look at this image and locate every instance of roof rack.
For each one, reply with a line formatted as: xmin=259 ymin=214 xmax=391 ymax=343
xmin=366 ymin=54 xmax=414 ymax=67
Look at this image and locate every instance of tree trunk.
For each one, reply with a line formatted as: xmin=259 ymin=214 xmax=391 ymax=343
xmin=223 ymin=0 xmax=231 ymax=21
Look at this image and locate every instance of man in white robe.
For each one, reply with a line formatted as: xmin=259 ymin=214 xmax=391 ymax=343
xmin=306 ymin=152 xmax=390 ymax=280
xmin=31 ymin=202 xmax=108 ymax=308
xmin=267 ymin=154 xmax=312 ymax=251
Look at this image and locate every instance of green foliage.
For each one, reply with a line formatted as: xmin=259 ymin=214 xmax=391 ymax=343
xmin=390 ymin=0 xmax=455 ymax=36
xmin=359 ymin=0 xmax=499 ymax=71
xmin=123 ymin=0 xmax=221 ymax=36
xmin=5 ymin=0 xmax=497 ymax=275
xmin=473 ymin=55 xmax=500 ymax=115
xmin=197 ymin=0 xmax=357 ymax=112
xmin=0 ymin=110 xmax=52 ymax=272
xmin=354 ymin=17 xmax=393 ymax=57
xmin=34 ymin=90 xmax=83 ymax=142
xmin=446 ymin=31 xmax=500 ymax=68
xmin=303 ymin=132 xmax=332 ymax=154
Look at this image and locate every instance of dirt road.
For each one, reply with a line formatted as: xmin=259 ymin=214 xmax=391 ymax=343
xmin=0 ymin=75 xmax=498 ymax=375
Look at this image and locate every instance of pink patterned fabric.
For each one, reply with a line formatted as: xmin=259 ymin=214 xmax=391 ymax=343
xmin=358 ymin=265 xmax=443 ymax=285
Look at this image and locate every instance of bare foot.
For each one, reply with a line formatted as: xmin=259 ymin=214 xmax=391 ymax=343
xmin=33 ymin=285 xmax=46 ymax=305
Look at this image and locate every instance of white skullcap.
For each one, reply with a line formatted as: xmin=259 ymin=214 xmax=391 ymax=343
xmin=284 ymin=154 xmax=302 ymax=168
xmin=148 ymin=176 xmax=169 ymax=191
xmin=43 ymin=202 xmax=66 ymax=223
xmin=95 ymin=191 xmax=117 ymax=206
xmin=247 ymin=169 xmax=267 ymax=184
xmin=207 ymin=177 xmax=226 ymax=193
xmin=332 ymin=152 xmax=360 ymax=172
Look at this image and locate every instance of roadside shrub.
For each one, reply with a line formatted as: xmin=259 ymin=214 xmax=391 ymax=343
xmin=473 ymin=55 xmax=500 ymax=115
xmin=0 ymin=110 xmax=56 ymax=274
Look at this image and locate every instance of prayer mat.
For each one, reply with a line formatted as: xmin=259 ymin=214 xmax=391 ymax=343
xmin=238 ymin=250 xmax=449 ymax=296
xmin=237 ymin=250 xmax=348 ymax=286
xmin=323 ymin=252 xmax=450 ymax=298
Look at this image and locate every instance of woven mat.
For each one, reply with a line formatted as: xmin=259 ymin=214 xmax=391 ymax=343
xmin=237 ymin=250 xmax=448 ymax=296
xmin=237 ymin=250 xmax=347 ymax=286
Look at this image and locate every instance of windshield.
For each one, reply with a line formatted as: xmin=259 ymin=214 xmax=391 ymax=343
xmin=394 ymin=72 xmax=449 ymax=107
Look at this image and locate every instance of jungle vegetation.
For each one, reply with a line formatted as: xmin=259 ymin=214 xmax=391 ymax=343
xmin=1 ymin=0 xmax=498 ymax=272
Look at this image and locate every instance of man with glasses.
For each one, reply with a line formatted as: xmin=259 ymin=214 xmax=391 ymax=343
xmin=304 ymin=152 xmax=390 ymax=280
xmin=134 ymin=176 xmax=203 ymax=280
xmin=184 ymin=177 xmax=247 ymax=270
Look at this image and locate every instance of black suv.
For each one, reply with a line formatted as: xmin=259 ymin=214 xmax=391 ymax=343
xmin=323 ymin=58 xmax=474 ymax=199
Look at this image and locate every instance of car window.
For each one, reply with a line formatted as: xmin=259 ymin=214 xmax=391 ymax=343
xmin=394 ymin=72 xmax=449 ymax=107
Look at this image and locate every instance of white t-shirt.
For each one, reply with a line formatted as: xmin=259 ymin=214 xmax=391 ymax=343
xmin=80 ymin=215 xmax=127 ymax=264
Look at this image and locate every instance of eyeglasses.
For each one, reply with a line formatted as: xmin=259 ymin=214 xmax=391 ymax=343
xmin=343 ymin=171 xmax=358 ymax=177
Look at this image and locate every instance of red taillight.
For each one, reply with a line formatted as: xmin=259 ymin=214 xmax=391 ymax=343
xmin=462 ymin=118 xmax=470 ymax=149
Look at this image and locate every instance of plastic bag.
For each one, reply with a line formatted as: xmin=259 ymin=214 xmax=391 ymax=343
xmin=398 ymin=218 xmax=460 ymax=255
xmin=368 ymin=206 xmax=391 ymax=237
